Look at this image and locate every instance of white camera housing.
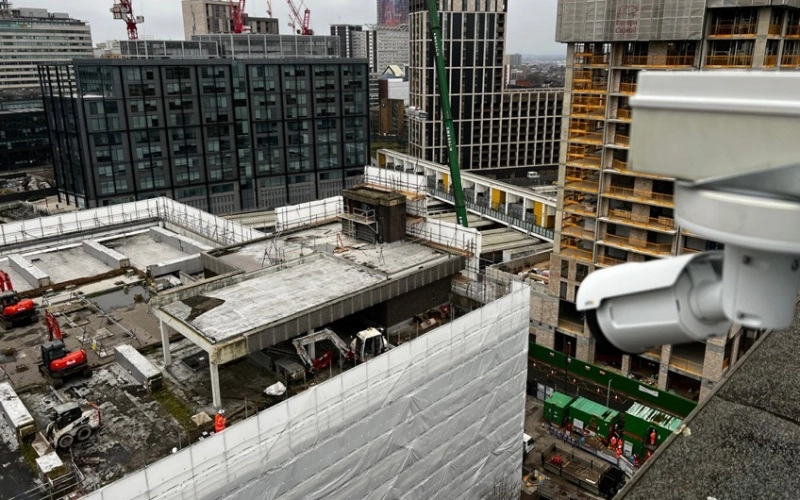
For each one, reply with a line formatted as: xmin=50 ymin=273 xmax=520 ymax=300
xmin=577 ymin=253 xmax=732 ymax=354
xmin=574 ymin=71 xmax=800 ymax=353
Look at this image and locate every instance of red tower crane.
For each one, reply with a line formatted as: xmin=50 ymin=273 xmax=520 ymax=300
xmin=110 ymin=1 xmax=144 ymax=41
xmin=286 ymin=0 xmax=313 ymax=35
xmin=229 ymin=0 xmax=246 ymax=34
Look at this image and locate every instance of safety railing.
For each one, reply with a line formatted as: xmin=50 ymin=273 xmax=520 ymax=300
xmin=619 ymin=82 xmax=637 ymax=94
xmin=604 ymin=185 xmax=674 ymax=206
xmin=569 ymin=130 xmax=604 ymax=144
xmin=606 ymin=209 xmax=675 ymax=232
xmin=768 ymin=23 xmax=783 ymax=36
xmin=572 ymin=81 xmax=608 ymax=93
xmin=764 ymin=55 xmax=778 ymax=67
xmin=708 ymin=22 xmax=757 ymax=37
xmin=780 ymin=54 xmax=800 ymax=67
xmin=602 ymin=233 xmax=673 ymax=255
xmin=787 ymin=25 xmax=800 ymax=37
xmin=567 ymin=154 xmax=602 ymax=169
xmin=621 ymin=55 xmax=649 ymax=66
xmin=705 ymin=54 xmax=753 ymax=67
xmin=616 ymin=108 xmax=632 ymax=120
xmin=613 ymin=134 xmax=630 ymax=147
xmin=669 ymin=355 xmax=704 ymax=377
xmin=557 ymin=317 xmax=585 ymax=334
xmin=595 ymin=254 xmax=625 ymax=267
xmin=563 ymin=200 xmax=597 ymax=217
xmin=561 ymin=223 xmax=596 ymax=240
xmin=560 ymin=243 xmax=593 ymax=262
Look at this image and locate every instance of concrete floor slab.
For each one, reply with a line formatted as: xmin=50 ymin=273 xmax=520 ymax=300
xmin=26 ymin=246 xmax=114 ymax=284
xmin=162 ymin=255 xmax=387 ymax=343
xmin=103 ymin=233 xmax=196 ymax=270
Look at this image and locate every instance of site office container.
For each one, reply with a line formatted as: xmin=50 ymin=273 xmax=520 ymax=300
xmin=624 ymin=402 xmax=682 ymax=458
xmin=544 ymin=391 xmax=575 ymax=425
xmin=567 ymin=397 xmax=619 ymax=441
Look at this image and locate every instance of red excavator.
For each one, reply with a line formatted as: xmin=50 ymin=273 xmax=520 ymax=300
xmin=0 ymin=270 xmax=35 ymax=330
xmin=39 ymin=311 xmax=92 ymax=388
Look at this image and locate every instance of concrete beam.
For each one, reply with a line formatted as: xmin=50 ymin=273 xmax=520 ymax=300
xmin=149 ymin=227 xmax=212 ymax=255
xmin=115 ymin=344 xmax=162 ymax=391
xmin=82 ymin=240 xmax=131 ymax=269
xmin=8 ymin=254 xmax=49 ymax=288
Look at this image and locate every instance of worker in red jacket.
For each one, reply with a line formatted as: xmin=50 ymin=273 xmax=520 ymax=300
xmin=215 ymin=409 xmax=227 ymax=433
xmin=649 ymin=429 xmax=657 ymax=445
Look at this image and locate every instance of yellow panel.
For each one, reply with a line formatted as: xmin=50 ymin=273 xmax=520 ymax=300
xmin=378 ymin=152 xmax=386 ymax=167
xmin=491 ymin=189 xmax=505 ymax=209
xmin=533 ymin=202 xmax=543 ymax=218
xmin=442 ymin=173 xmax=449 ymax=190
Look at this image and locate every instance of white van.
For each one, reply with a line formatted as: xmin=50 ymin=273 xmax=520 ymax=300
xmin=523 ymin=433 xmax=535 ymax=456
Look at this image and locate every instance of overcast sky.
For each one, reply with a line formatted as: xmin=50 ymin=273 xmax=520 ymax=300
xmin=27 ymin=0 xmax=563 ymax=56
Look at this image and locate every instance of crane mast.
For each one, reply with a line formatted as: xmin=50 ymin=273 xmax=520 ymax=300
xmin=110 ymin=0 xmax=143 ymax=41
xmin=229 ymin=0 xmax=246 ymax=33
xmin=426 ymin=0 xmax=468 ymax=227
xmin=286 ymin=0 xmax=313 ymax=35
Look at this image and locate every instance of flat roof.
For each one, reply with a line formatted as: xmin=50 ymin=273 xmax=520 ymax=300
xmin=545 ymin=391 xmax=574 ymax=408
xmin=104 ymin=233 xmax=194 ymax=270
xmin=26 ymin=246 xmax=113 ymax=283
xmin=570 ymin=396 xmax=619 ymax=421
xmin=161 ymin=253 xmax=386 ymax=343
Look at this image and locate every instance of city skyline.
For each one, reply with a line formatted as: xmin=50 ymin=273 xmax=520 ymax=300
xmin=25 ymin=0 xmax=563 ymax=55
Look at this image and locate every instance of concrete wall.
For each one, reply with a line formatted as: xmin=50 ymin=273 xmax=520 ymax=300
xmin=7 ymin=254 xmax=49 ymax=288
xmin=82 ymin=240 xmax=130 ymax=269
xmin=146 ymin=255 xmax=203 ymax=278
xmin=149 ymin=227 xmax=212 ymax=255
xmin=86 ymin=283 xmax=531 ymax=500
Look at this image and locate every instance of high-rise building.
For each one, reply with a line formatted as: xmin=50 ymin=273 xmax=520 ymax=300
xmin=378 ymin=0 xmax=409 ymax=27
xmin=535 ymin=0 xmax=800 ymax=401
xmin=408 ymin=0 xmax=563 ymax=176
xmin=182 ymin=0 xmax=279 ymax=39
xmin=0 ymin=5 xmax=92 ymax=93
xmin=39 ymin=58 xmax=370 ymax=213
xmin=331 ymin=24 xmax=365 ymax=59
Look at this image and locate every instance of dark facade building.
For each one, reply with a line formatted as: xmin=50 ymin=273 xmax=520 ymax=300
xmin=0 ymin=92 xmax=50 ymax=171
xmin=39 ymin=58 xmax=370 ymax=213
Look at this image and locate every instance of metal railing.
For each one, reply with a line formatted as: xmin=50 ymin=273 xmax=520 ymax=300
xmin=705 ymin=54 xmax=753 ymax=67
xmin=769 ymin=23 xmax=783 ymax=35
xmin=569 ymin=130 xmax=604 ymax=144
xmin=429 ymin=187 xmax=555 ymax=240
xmin=619 ymin=82 xmax=637 ymax=94
xmin=563 ymin=201 xmax=597 ymax=217
xmin=780 ymin=54 xmax=800 ymax=66
xmin=621 ymin=55 xmax=649 ymax=66
xmin=613 ymin=134 xmax=630 ymax=146
xmin=709 ymin=22 xmax=757 ymax=36
xmin=595 ymin=254 xmax=625 ymax=267
xmin=616 ymin=108 xmax=632 ymax=120
xmin=561 ymin=223 xmax=596 ymax=240
xmin=606 ymin=209 xmax=676 ymax=231
xmin=787 ymin=25 xmax=800 ymax=37
xmin=567 ymin=154 xmax=602 ymax=169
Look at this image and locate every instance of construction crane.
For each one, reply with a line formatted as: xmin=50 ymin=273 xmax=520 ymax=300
xmin=286 ymin=0 xmax=313 ymax=35
xmin=426 ymin=0 xmax=468 ymax=227
xmin=267 ymin=0 xmax=273 ymax=17
xmin=110 ymin=1 xmax=144 ymax=41
xmin=229 ymin=0 xmax=246 ymax=33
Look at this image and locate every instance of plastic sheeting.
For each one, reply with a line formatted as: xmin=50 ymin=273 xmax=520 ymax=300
xmin=86 ymin=282 xmax=530 ymax=500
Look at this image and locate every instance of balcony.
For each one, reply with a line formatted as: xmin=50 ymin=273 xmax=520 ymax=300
xmin=708 ymin=23 xmax=757 ymax=38
xmin=560 ymin=242 xmax=593 ymax=263
xmin=565 ymin=170 xmax=600 ymax=193
xmin=616 ymin=108 xmax=632 ymax=121
xmin=604 ymin=185 xmax=674 ymax=207
xmin=558 ymin=317 xmax=585 ymax=334
xmin=595 ymin=254 xmax=625 ymax=267
xmin=787 ymin=25 xmax=800 ymax=38
xmin=705 ymin=54 xmax=753 ymax=68
xmin=561 ymin=222 xmax=596 ymax=240
xmin=572 ymin=81 xmax=608 ymax=94
xmin=621 ymin=55 xmax=649 ymax=67
xmin=612 ymin=134 xmax=630 ymax=147
xmin=566 ymin=153 xmax=602 ymax=170
xmin=619 ymin=82 xmax=637 ymax=95
xmin=604 ymin=208 xmax=676 ymax=233
xmin=563 ymin=200 xmax=598 ymax=217
xmin=600 ymin=233 xmax=673 ymax=257
xmin=569 ymin=130 xmax=604 ymax=145
xmin=780 ymin=54 xmax=800 ymax=67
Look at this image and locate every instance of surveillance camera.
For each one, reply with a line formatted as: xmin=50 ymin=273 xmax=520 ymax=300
xmin=576 ymin=253 xmax=732 ymax=354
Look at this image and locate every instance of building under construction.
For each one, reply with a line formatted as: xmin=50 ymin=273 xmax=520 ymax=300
xmin=533 ymin=0 xmax=800 ymax=401
xmin=182 ymin=0 xmax=279 ymax=39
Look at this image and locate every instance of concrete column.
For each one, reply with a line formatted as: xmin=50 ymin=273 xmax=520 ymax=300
xmin=730 ymin=332 xmax=742 ymax=367
xmin=620 ymin=354 xmax=631 ymax=376
xmin=160 ymin=320 xmax=172 ymax=365
xmin=657 ymin=344 xmax=672 ymax=391
xmin=752 ymin=7 xmax=772 ymax=68
xmin=210 ymin=362 xmax=222 ymax=409
xmin=307 ymin=329 xmax=315 ymax=359
xmin=575 ymin=334 xmax=595 ymax=363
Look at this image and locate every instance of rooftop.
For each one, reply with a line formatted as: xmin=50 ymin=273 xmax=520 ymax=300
xmin=620 ymin=309 xmax=800 ymax=499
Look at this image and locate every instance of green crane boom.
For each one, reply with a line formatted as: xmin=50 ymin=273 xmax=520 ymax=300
xmin=426 ymin=0 xmax=469 ymax=228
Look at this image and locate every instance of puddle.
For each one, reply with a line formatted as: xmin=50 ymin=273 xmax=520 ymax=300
xmin=89 ymin=285 xmax=150 ymax=311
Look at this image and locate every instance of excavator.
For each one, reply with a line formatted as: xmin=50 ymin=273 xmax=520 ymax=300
xmin=39 ymin=311 xmax=92 ymax=388
xmin=0 ymin=270 xmax=35 ymax=330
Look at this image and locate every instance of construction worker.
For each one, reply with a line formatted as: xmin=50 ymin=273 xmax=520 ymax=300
xmin=649 ymin=429 xmax=657 ymax=446
xmin=214 ymin=409 xmax=227 ymax=433
xmin=610 ymin=435 xmax=618 ymax=450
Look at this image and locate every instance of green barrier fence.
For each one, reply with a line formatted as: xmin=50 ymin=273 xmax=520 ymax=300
xmin=530 ymin=342 xmax=697 ymax=418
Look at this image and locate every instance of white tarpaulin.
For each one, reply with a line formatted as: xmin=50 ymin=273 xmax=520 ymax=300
xmin=86 ymin=282 xmax=530 ymax=500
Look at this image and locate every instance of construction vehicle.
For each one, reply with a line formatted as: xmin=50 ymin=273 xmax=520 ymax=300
xmin=45 ymin=400 xmax=101 ymax=449
xmin=425 ymin=0 xmax=468 ymax=228
xmin=541 ymin=443 xmax=626 ymax=499
xmin=0 ymin=270 xmax=35 ymax=330
xmin=39 ymin=311 xmax=92 ymax=388
xmin=350 ymin=327 xmax=392 ymax=364
xmin=292 ymin=328 xmax=353 ymax=372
